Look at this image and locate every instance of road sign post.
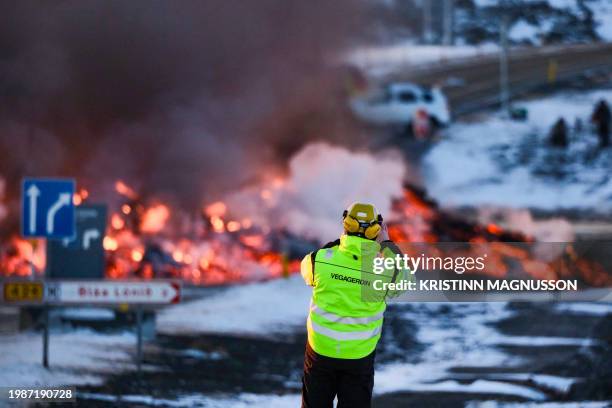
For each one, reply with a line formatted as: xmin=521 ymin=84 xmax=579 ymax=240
xmin=1 ymin=279 xmax=181 ymax=370
xmin=136 ymin=307 xmax=143 ymax=374
xmin=42 ymin=306 xmax=49 ymax=368
xmin=499 ymin=8 xmax=510 ymax=116
xmin=22 ymin=178 xmax=76 ymax=369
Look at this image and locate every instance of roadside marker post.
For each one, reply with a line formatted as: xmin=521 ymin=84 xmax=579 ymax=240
xmin=42 ymin=306 xmax=49 ymax=368
xmin=21 ymin=178 xmax=76 ymax=369
xmin=136 ymin=307 xmax=143 ymax=374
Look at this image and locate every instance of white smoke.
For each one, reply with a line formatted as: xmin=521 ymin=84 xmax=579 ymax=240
xmin=477 ymin=207 xmax=574 ymax=242
xmin=227 ymin=142 xmax=407 ymax=242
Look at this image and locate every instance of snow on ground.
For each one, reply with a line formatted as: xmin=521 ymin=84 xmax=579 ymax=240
xmin=466 ymin=401 xmax=611 ymax=408
xmin=0 ymin=329 xmax=135 ymax=387
xmin=158 ymin=275 xmax=311 ymax=336
xmin=349 ymin=0 xmax=612 ymax=78
xmin=160 ymin=279 xmax=606 ymax=401
xmin=373 ymin=301 xmax=596 ymax=400
xmin=554 ymin=301 xmax=612 ymax=315
xmin=382 ymin=379 xmax=548 ymax=400
xmin=509 ymin=20 xmax=540 ymax=43
xmin=472 ymin=0 xmax=612 ymax=42
xmin=79 ymin=391 xmax=301 ymax=408
xmin=374 ymin=303 xmax=520 ymax=394
xmin=376 ymin=303 xmax=515 ymax=394
xmin=2 ymin=275 xmax=607 ymax=404
xmin=424 ymin=88 xmax=612 ymax=211
xmin=595 ymin=1 xmax=612 ymax=41
xmin=548 ymin=0 xmax=612 ymax=41
xmin=60 ymin=307 xmax=115 ymax=320
xmin=467 ymin=374 xmax=576 ymax=394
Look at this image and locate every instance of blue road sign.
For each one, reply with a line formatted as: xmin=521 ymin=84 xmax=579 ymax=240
xmin=22 ymin=178 xmax=76 ymax=239
xmin=47 ymin=204 xmax=107 ymax=279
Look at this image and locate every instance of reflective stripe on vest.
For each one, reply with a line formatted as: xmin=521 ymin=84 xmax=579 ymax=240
xmin=308 ymin=317 xmax=382 ymax=341
xmin=310 ymin=302 xmax=384 ymax=325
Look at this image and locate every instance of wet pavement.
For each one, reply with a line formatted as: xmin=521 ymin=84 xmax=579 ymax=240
xmin=37 ymin=301 xmax=611 ymax=408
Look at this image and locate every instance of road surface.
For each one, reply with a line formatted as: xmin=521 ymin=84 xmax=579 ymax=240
xmin=388 ymin=43 xmax=612 ymax=116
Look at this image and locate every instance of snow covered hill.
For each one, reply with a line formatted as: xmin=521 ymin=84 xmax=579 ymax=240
xmin=424 ymin=88 xmax=612 ymax=212
xmin=369 ymin=0 xmax=612 ymax=45
xmin=466 ymin=0 xmax=612 ymax=44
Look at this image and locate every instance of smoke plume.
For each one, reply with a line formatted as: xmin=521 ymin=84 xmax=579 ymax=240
xmin=0 ymin=0 xmax=367 ymax=234
xmin=227 ymin=142 xmax=407 ymax=242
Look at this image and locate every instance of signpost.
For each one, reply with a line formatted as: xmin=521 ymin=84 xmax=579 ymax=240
xmin=21 ymin=178 xmax=76 ymax=368
xmin=0 ymin=279 xmax=182 ymax=372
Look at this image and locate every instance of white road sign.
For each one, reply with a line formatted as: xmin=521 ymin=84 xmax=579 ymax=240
xmin=46 ymin=280 xmax=181 ymax=305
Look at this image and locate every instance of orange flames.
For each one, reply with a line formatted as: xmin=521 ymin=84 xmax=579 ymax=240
xmin=93 ymin=179 xmax=299 ymax=285
xmin=0 ymin=179 xmax=610 ymax=288
xmin=115 ymin=180 xmax=138 ymax=200
xmin=0 ymin=237 xmax=46 ymax=277
xmin=140 ymin=204 xmax=170 ymax=234
xmin=72 ymin=188 xmax=89 ymax=206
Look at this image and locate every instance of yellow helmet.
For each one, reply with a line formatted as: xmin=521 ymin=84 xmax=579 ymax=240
xmin=342 ymin=202 xmax=383 ymax=240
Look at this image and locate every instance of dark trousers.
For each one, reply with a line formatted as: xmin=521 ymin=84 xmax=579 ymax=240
xmin=301 ymin=342 xmax=375 ymax=408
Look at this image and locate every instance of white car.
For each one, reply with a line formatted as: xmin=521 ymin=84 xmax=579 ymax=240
xmin=350 ymin=82 xmax=451 ymax=128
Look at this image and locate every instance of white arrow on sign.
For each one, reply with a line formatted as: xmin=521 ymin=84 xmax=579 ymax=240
xmin=47 ymin=193 xmax=72 ymax=234
xmin=83 ymin=228 xmax=100 ymax=250
xmin=26 ymin=184 xmax=41 ymax=234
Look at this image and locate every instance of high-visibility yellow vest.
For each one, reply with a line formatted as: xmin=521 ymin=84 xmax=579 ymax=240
xmin=302 ymin=235 xmax=406 ymax=359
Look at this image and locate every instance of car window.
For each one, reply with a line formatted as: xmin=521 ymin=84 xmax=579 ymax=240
xmin=398 ymin=91 xmax=416 ymax=103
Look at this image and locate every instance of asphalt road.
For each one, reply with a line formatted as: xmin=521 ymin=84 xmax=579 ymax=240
xmin=69 ymin=302 xmax=611 ymax=407
xmin=388 ymin=43 xmax=612 ymax=116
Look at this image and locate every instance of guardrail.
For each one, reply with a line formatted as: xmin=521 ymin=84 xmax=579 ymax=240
xmin=453 ymin=61 xmax=612 ymax=116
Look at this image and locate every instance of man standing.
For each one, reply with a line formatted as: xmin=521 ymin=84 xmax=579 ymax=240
xmin=300 ymin=202 xmax=407 ymax=408
xmin=592 ymin=99 xmax=611 ymax=148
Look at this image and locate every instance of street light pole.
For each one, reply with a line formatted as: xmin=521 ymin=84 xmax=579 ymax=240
xmin=422 ymin=0 xmax=433 ymax=44
xmin=499 ymin=12 xmax=510 ymax=115
xmin=443 ymin=0 xmax=454 ymax=46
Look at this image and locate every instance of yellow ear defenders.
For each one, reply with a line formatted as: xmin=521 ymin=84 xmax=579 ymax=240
xmin=342 ymin=203 xmax=383 ymax=240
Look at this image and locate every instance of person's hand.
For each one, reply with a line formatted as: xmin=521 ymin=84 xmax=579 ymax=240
xmin=377 ymin=223 xmax=389 ymax=243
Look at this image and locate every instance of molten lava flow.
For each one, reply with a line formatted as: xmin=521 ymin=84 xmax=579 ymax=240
xmin=386 ymin=186 xmax=611 ymax=287
xmin=205 ymin=201 xmax=227 ymax=218
xmin=0 ymin=237 xmax=46 ymax=277
xmin=140 ymin=204 xmax=170 ymax=234
xmin=115 ymin=180 xmax=138 ymax=200
xmin=111 ymin=214 xmax=125 ymax=230
xmin=103 ymin=236 xmax=118 ymax=251
xmin=0 ymin=178 xmax=610 ymax=288
xmin=72 ymin=188 xmax=89 ymax=206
